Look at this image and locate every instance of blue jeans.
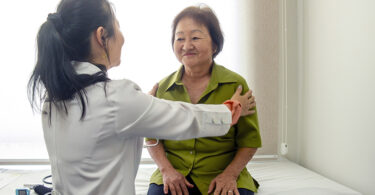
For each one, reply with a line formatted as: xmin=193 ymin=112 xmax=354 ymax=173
xmin=147 ymin=183 xmax=255 ymax=195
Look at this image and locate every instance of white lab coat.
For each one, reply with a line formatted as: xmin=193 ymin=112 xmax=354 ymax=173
xmin=42 ymin=62 xmax=232 ymax=195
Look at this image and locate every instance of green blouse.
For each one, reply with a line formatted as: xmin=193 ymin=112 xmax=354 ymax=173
xmin=147 ymin=63 xmax=262 ymax=194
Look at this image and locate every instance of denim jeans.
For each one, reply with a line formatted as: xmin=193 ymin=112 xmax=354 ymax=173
xmin=147 ymin=179 xmax=254 ymax=195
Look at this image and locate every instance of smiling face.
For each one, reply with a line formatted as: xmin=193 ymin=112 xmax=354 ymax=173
xmin=173 ymin=17 xmax=215 ymax=69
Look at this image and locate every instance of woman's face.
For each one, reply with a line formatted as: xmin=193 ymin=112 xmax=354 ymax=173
xmin=173 ymin=17 xmax=214 ymax=69
xmin=107 ymin=19 xmax=124 ymax=68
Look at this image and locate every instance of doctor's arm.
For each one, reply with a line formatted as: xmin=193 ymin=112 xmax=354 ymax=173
xmin=116 ymin=84 xmax=253 ymax=139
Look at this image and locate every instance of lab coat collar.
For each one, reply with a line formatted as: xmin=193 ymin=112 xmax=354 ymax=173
xmin=72 ymin=61 xmax=104 ymax=75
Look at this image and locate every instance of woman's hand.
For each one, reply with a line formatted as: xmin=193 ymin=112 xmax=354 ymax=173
xmin=161 ymin=168 xmax=194 ymax=195
xmin=148 ymin=83 xmax=159 ymax=97
xmin=230 ymin=85 xmax=256 ymax=116
xmin=207 ymin=172 xmax=239 ymax=195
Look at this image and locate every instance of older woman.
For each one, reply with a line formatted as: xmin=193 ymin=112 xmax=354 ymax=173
xmin=146 ymin=5 xmax=262 ymax=195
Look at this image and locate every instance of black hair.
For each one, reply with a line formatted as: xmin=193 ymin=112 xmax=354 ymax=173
xmin=28 ymin=0 xmax=115 ymax=121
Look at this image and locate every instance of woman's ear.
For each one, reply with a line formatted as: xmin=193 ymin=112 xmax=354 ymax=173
xmin=95 ymin=26 xmax=106 ymax=47
xmin=212 ymin=44 xmax=218 ymax=53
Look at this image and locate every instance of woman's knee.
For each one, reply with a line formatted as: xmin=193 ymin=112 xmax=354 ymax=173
xmin=147 ymin=183 xmax=165 ymax=195
xmin=238 ymin=188 xmax=255 ymax=195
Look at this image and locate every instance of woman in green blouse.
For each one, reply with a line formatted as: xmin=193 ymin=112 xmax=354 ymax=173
xmin=146 ymin=5 xmax=262 ymax=195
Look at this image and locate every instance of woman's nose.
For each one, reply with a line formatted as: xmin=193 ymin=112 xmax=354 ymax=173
xmin=182 ymin=40 xmax=194 ymax=51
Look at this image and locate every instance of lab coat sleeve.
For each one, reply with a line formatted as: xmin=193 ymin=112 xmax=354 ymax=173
xmin=112 ymin=79 xmax=232 ymax=140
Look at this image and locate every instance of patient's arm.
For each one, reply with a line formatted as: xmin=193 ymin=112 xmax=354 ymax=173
xmin=208 ymin=147 xmax=257 ymax=195
xmin=146 ymin=140 xmax=193 ymax=195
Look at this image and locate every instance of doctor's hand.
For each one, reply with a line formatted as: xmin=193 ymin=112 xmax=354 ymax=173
xmin=161 ymin=168 xmax=194 ymax=195
xmin=230 ymin=85 xmax=256 ymax=116
xmin=148 ymin=83 xmax=159 ymax=97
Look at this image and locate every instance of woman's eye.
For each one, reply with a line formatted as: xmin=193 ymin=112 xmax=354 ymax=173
xmin=192 ymin=37 xmax=201 ymax=40
xmin=176 ymin=38 xmax=185 ymax=41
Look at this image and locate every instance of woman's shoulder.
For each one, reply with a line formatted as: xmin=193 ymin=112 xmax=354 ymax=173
xmin=214 ymin=64 xmax=248 ymax=85
xmin=157 ymin=70 xmax=179 ymax=92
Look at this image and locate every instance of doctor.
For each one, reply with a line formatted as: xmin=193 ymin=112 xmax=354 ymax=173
xmin=27 ymin=0 xmax=256 ymax=194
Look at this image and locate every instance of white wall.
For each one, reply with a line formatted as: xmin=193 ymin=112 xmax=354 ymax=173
xmin=238 ymin=0 xmax=280 ymax=156
xmin=286 ymin=0 xmax=375 ymax=194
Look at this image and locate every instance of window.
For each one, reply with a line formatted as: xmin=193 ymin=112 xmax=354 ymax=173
xmin=0 ymin=0 xmax=242 ymax=161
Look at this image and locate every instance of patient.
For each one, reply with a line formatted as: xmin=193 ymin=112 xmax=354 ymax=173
xmin=146 ymin=5 xmax=262 ymax=195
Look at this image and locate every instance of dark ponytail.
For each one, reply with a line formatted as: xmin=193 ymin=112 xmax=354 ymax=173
xmin=28 ymin=0 xmax=114 ymax=120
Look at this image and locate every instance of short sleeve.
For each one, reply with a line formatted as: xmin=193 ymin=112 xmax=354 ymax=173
xmin=235 ymin=82 xmax=262 ymax=148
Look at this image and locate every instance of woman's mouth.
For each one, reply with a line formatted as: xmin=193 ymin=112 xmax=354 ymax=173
xmin=184 ymin=53 xmax=195 ymax=56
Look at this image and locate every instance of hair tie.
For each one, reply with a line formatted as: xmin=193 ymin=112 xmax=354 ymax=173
xmin=47 ymin=13 xmax=63 ymax=32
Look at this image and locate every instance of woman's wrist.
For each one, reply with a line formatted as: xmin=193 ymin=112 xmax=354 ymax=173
xmin=222 ymin=167 xmax=240 ymax=179
xmin=159 ymin=164 xmax=175 ymax=174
